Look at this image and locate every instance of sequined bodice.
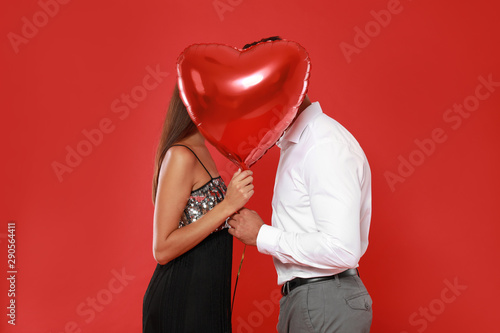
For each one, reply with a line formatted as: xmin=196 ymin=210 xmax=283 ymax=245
xmin=179 ymin=176 xmax=229 ymax=232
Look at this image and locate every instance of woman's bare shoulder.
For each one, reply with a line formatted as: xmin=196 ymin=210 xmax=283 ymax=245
xmin=160 ymin=146 xmax=197 ymax=178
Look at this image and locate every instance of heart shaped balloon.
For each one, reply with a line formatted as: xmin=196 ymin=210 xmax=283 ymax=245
xmin=177 ymin=40 xmax=311 ymax=169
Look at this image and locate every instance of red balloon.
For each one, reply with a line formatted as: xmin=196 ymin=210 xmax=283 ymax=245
xmin=177 ymin=40 xmax=311 ymax=169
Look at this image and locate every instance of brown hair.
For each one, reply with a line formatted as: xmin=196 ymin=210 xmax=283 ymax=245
xmin=152 ymin=83 xmax=197 ymax=204
xmin=242 ymin=36 xmax=282 ymax=49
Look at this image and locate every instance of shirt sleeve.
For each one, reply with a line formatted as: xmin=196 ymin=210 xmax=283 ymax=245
xmin=256 ymin=140 xmax=367 ymax=270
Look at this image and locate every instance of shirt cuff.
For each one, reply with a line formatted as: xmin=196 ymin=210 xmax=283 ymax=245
xmin=256 ymin=224 xmax=281 ymax=256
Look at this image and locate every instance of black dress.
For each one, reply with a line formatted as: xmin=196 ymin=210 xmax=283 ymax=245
xmin=143 ymin=145 xmax=232 ymax=333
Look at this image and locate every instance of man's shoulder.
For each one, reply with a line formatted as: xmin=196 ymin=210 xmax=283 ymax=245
xmin=301 ymin=115 xmax=369 ymax=167
xmin=307 ymin=112 xmax=362 ymax=149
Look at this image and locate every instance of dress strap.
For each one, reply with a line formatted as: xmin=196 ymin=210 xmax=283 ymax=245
xmin=170 ymin=144 xmax=212 ymax=178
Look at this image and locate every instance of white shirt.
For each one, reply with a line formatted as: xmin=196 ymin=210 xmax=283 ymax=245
xmin=256 ymin=101 xmax=372 ymax=285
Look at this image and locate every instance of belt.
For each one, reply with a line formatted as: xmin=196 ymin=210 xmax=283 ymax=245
xmin=281 ymin=268 xmax=359 ymax=296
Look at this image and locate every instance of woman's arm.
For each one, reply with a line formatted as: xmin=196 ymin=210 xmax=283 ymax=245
xmin=152 ymin=146 xmax=253 ymax=265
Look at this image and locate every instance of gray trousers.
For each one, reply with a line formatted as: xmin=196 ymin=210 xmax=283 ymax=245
xmin=277 ymin=274 xmax=372 ymax=332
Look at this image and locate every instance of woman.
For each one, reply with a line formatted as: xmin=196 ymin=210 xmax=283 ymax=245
xmin=143 ymin=83 xmax=254 ymax=332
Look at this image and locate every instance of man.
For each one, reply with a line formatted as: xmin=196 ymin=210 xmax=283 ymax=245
xmin=228 ymin=37 xmax=373 ymax=332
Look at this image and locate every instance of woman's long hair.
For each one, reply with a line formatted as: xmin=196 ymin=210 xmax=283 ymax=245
xmin=152 ymin=83 xmax=197 ymax=204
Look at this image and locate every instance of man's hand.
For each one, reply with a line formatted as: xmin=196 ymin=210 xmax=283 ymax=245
xmin=227 ymin=208 xmax=264 ymax=246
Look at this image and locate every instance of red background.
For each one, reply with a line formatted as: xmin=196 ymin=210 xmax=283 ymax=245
xmin=2 ymin=0 xmax=500 ymax=332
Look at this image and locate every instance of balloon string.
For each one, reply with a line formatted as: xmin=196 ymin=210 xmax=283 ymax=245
xmin=231 ymin=244 xmax=246 ymax=316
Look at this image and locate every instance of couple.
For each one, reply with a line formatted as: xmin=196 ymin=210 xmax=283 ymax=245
xmin=143 ymin=37 xmax=373 ymax=333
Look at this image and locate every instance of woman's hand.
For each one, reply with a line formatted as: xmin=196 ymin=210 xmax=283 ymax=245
xmin=223 ymin=169 xmax=254 ymax=214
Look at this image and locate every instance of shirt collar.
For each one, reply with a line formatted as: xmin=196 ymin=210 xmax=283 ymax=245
xmin=276 ymin=101 xmax=322 ymax=148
